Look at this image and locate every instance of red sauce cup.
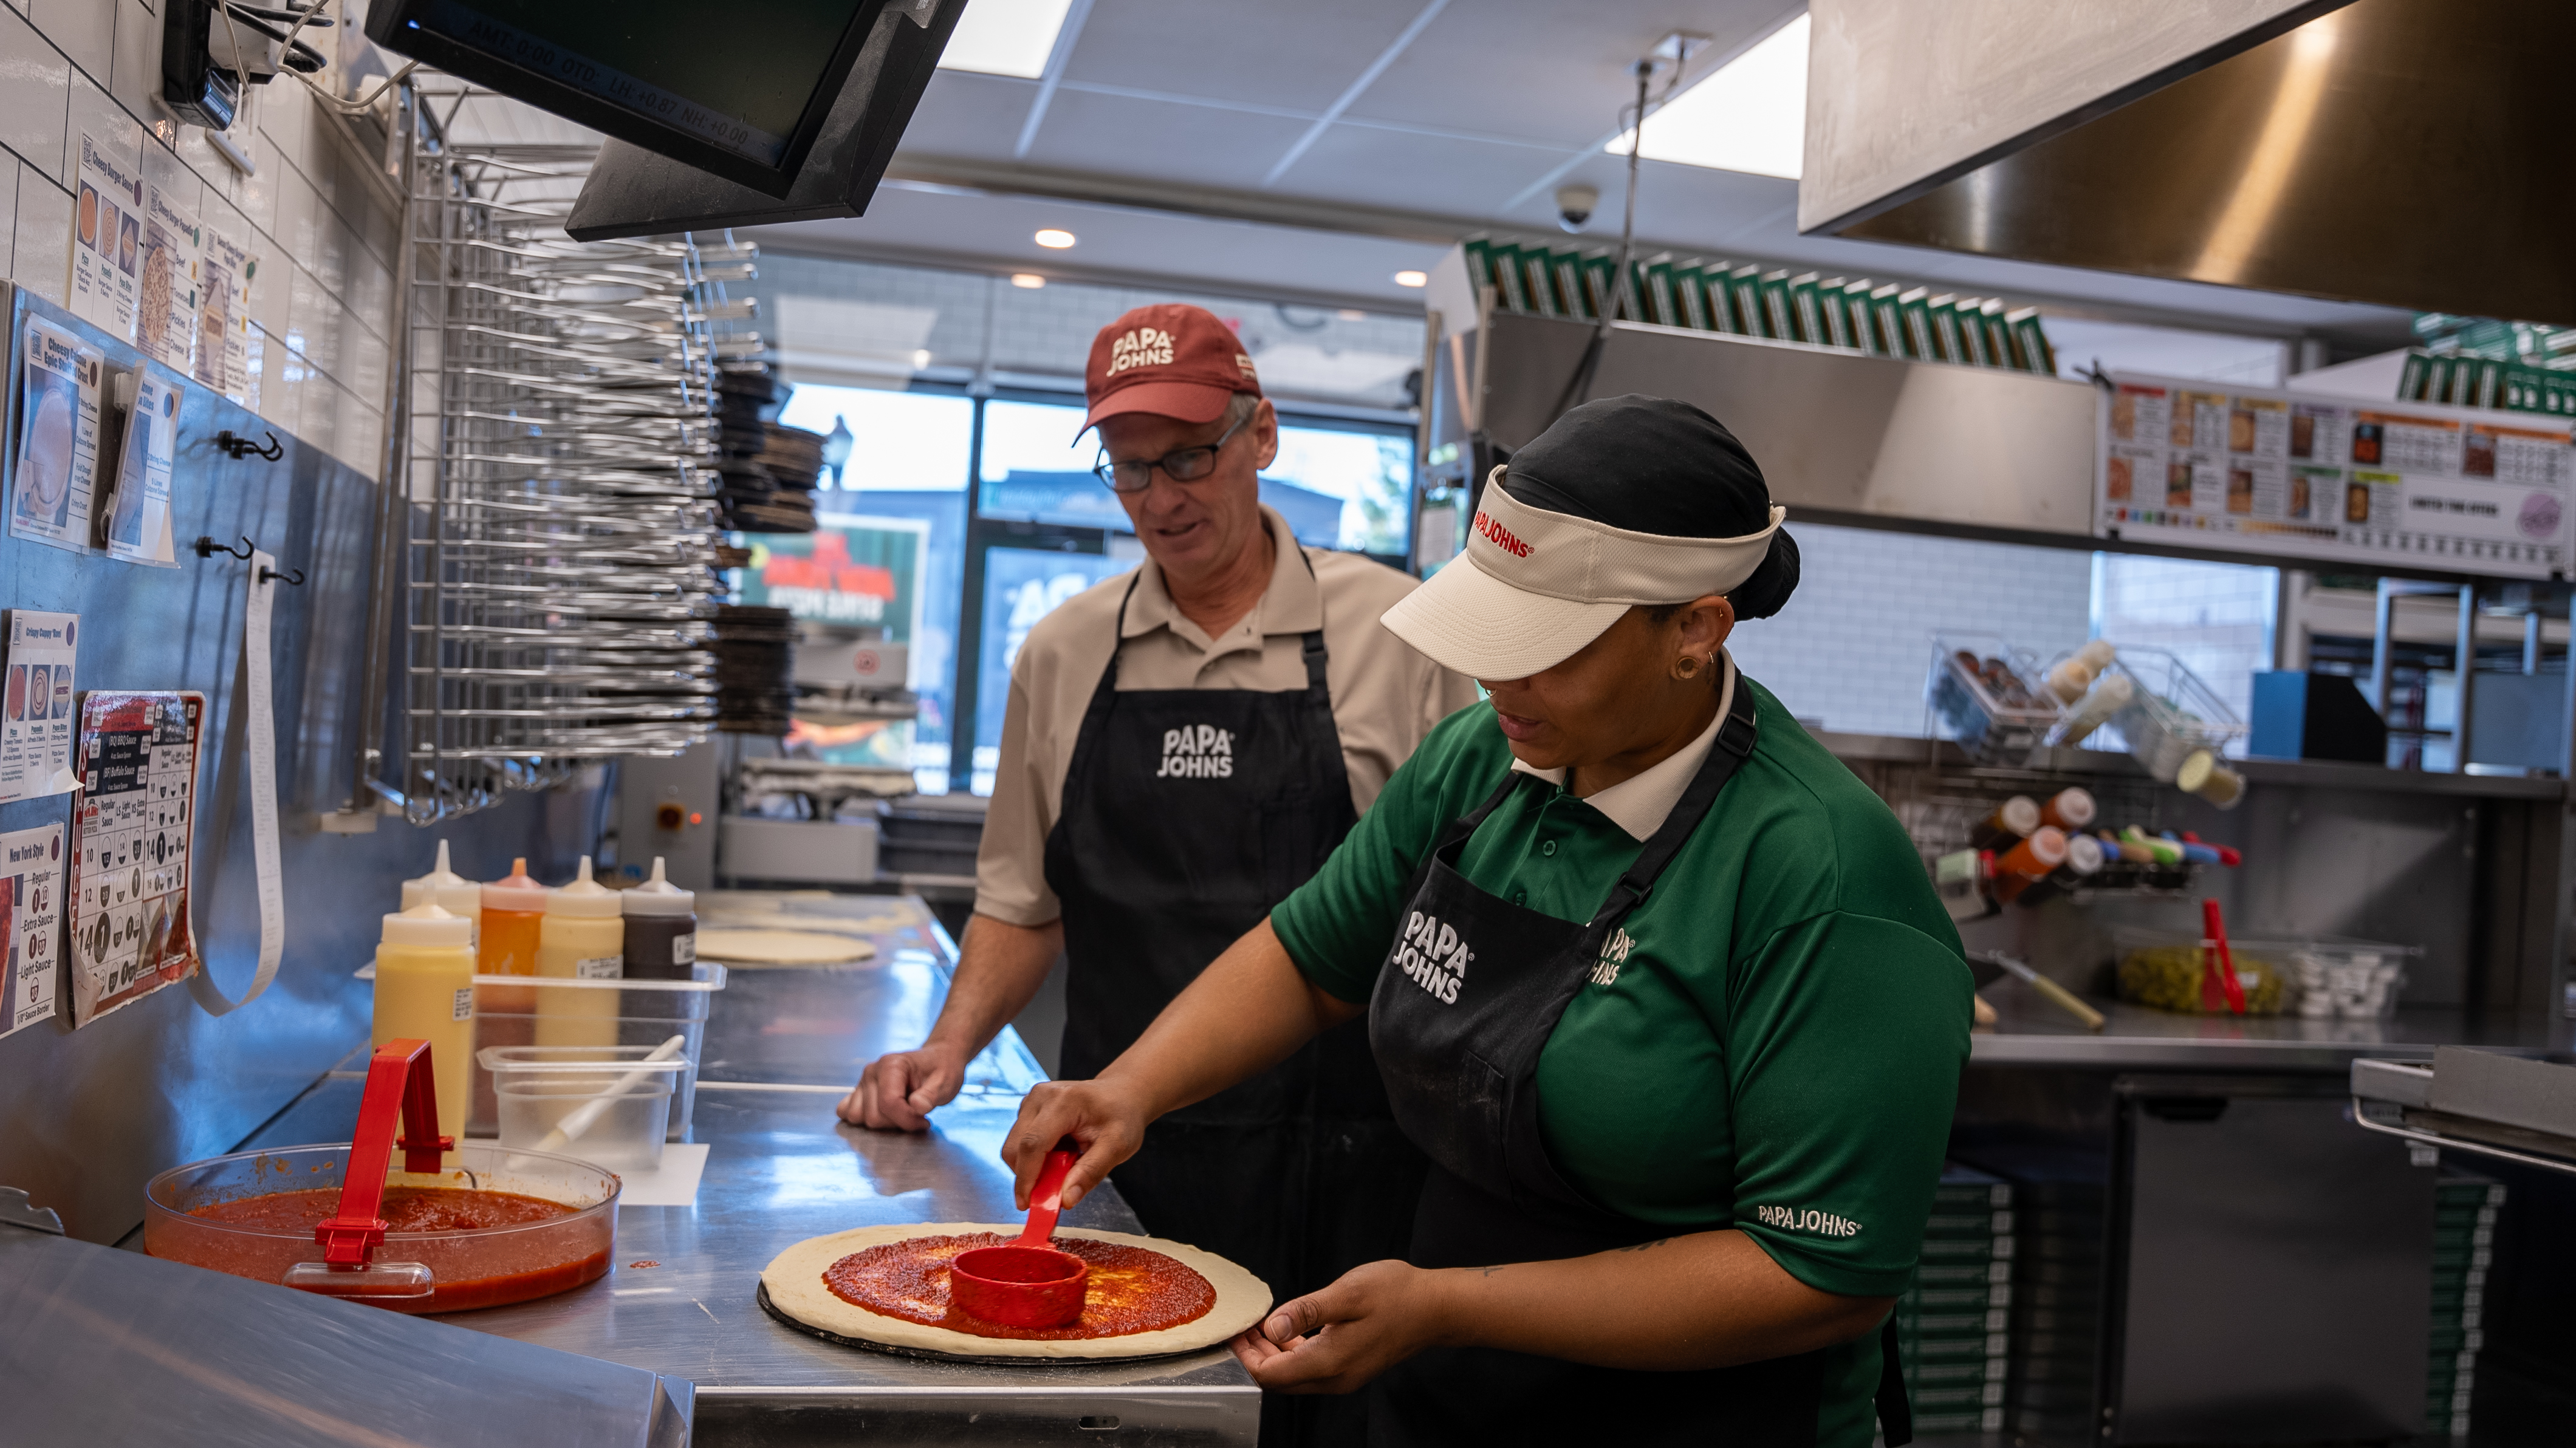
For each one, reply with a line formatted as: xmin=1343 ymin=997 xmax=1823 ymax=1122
xmin=949 ymin=1244 xmax=1089 ymax=1328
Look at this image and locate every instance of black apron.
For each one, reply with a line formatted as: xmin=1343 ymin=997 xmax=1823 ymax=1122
xmin=1364 ymin=669 xmax=1910 ymax=1447
xmin=1041 ymin=564 xmax=1427 ymax=1448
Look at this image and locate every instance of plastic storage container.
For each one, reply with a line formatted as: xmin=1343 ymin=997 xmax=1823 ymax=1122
xmin=467 ymin=961 xmax=725 ymax=1140
xmin=487 ymin=1047 xmax=683 ymax=1170
xmin=1927 ymin=632 xmax=2063 ymax=765
xmin=2111 ymin=924 xmax=2295 ymax=1015
xmin=2286 ymin=937 xmax=2420 ymax=1019
xmin=2098 ymin=646 xmax=2247 ymax=782
xmin=143 ymin=1141 xmax=617 ymax=1314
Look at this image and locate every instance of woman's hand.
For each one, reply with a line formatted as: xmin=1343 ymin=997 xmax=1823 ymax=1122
xmin=1227 ymin=1260 xmax=1453 ymax=1394
xmin=1001 ymin=1077 xmax=1153 ymax=1209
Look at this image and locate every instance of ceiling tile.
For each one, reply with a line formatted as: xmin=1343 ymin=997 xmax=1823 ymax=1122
xmin=1017 ymin=87 xmax=1310 ymax=191
xmin=1064 ymin=0 xmax=1424 ymax=114
xmin=906 ymin=71 xmax=1046 ymax=156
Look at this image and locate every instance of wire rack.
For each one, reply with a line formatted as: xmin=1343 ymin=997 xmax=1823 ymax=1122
xmin=380 ymin=121 xmax=741 ymax=825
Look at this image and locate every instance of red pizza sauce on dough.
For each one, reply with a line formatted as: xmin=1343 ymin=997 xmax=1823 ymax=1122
xmin=191 ymin=1187 xmax=575 ymax=1232
xmin=824 ymin=1233 xmax=1216 ymax=1340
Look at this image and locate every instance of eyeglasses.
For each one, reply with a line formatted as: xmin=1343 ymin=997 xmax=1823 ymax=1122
xmin=1092 ymin=411 xmax=1253 ymax=493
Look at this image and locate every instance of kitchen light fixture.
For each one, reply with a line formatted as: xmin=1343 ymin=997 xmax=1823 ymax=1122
xmin=1392 ymin=270 xmax=1428 ymax=288
xmin=1010 ymin=273 xmax=1047 ymax=289
xmin=937 ymin=0 xmax=1075 ymax=78
xmin=1033 ymin=228 xmax=1077 ymax=249
xmin=1609 ymin=13 xmax=1808 ymax=180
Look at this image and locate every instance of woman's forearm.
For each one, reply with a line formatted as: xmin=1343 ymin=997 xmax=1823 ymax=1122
xmin=1423 ymin=1229 xmax=1889 ymax=1371
xmin=1098 ymin=918 xmax=1361 ymax=1118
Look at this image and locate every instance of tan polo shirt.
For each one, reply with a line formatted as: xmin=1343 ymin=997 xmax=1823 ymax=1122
xmin=977 ymin=507 xmax=1482 ymax=927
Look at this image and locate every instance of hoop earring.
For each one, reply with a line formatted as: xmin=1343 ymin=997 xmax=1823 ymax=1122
xmin=1673 ymin=655 xmax=1703 ymax=680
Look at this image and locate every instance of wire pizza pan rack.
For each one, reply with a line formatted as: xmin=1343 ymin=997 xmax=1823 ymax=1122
xmin=363 ymin=97 xmax=762 ymax=825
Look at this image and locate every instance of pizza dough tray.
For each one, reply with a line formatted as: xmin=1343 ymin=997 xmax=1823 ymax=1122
xmin=756 ymin=1282 xmax=1210 ymax=1366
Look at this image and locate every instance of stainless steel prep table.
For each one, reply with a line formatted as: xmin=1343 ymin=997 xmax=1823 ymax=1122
xmin=236 ymin=895 xmax=1260 ymax=1446
xmin=1970 ymin=986 xmax=2553 ymax=1070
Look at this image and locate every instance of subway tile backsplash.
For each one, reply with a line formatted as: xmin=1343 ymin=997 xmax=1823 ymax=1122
xmin=0 ymin=0 xmax=393 ymax=473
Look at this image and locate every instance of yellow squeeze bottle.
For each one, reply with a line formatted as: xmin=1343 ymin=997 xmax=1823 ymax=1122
xmin=372 ymin=901 xmax=476 ymax=1166
xmin=535 ymin=855 xmax=625 ymax=1048
xmin=400 ymin=840 xmax=484 ymax=945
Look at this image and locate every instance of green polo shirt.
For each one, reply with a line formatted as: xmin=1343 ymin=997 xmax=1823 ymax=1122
xmin=1271 ymin=674 xmax=1971 ymax=1444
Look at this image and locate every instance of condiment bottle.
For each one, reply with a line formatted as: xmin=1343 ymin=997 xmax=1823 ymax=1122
xmin=535 ymin=856 xmax=624 ymax=1048
xmin=2176 ymin=750 xmax=2246 ymax=809
xmin=399 ymin=841 xmax=483 ymax=944
xmin=2045 ymin=640 xmax=2117 ymax=705
xmin=621 ymin=857 xmax=697 ymax=982
xmin=1968 ymin=796 xmax=2040 ymax=852
xmin=2055 ymin=672 xmax=2134 ymax=746
xmin=2038 ymin=787 xmax=2095 ymax=832
xmin=2014 ymin=831 xmax=2105 ymax=908
xmin=478 ymin=858 xmax=549 ymax=977
xmin=372 ymin=901 xmax=474 ymax=1166
xmin=1989 ymin=826 xmax=2067 ymax=904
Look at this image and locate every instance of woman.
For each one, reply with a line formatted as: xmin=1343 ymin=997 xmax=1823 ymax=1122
xmin=1004 ymin=395 xmax=1971 ymax=1446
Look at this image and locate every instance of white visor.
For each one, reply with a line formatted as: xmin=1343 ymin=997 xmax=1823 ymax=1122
xmin=1383 ymin=466 xmax=1784 ymax=680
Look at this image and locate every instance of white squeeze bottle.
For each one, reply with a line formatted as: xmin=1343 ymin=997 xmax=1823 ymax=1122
xmin=372 ymin=901 xmax=475 ymax=1166
xmin=535 ymin=856 xmax=624 ymax=1048
xmin=400 ymin=840 xmax=484 ymax=944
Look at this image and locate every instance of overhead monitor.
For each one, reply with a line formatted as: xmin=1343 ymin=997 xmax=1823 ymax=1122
xmin=364 ymin=0 xmax=893 ymax=199
xmin=560 ymin=0 xmax=962 ymax=242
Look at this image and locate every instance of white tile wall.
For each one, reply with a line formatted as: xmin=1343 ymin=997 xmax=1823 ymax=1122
xmin=0 ymin=0 xmax=395 ymax=471
xmin=1726 ymin=522 xmax=2098 ymax=739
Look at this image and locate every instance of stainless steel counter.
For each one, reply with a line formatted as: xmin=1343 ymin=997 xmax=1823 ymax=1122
xmin=1970 ymin=973 xmax=2553 ymax=1070
xmin=238 ymin=895 xmax=1258 ymax=1446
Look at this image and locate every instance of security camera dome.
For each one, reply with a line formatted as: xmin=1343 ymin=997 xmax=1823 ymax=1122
xmin=1555 ymin=183 xmax=1600 ymax=233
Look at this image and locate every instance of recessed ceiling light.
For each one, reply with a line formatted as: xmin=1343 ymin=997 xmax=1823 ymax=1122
xmin=1033 ymin=228 xmax=1077 ymax=249
xmin=1392 ymin=270 xmax=1428 ymax=289
xmin=1610 ymin=13 xmax=1808 ymax=180
xmin=1010 ymin=273 xmax=1047 ymax=289
xmin=937 ymin=0 xmax=1075 ymax=79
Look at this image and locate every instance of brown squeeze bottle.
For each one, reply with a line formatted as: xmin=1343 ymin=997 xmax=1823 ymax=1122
xmin=620 ymin=856 xmax=698 ymax=982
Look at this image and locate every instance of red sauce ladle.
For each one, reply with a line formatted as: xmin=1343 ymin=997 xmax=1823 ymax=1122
xmin=949 ymin=1143 xmax=1087 ymax=1328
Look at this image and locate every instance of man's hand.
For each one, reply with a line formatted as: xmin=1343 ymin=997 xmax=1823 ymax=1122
xmin=840 ymin=1041 xmax=969 ymax=1131
xmin=1001 ymin=1077 xmax=1154 ymax=1210
xmin=1227 ymin=1260 xmax=1451 ymax=1395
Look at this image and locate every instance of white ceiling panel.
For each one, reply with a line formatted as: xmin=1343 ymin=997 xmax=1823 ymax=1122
xmin=1062 ymin=0 xmax=1428 ymax=115
xmin=902 ymin=70 xmax=1047 ymax=156
xmin=1019 ymin=87 xmax=1314 ymax=190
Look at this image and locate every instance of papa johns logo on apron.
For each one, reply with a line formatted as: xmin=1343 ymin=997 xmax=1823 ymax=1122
xmin=1394 ymin=910 xmax=1473 ymax=1003
xmin=1156 ymin=725 xmax=1235 ymax=779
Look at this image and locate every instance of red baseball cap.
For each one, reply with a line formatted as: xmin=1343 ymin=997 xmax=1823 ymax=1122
xmin=1081 ymin=303 xmax=1261 ymax=434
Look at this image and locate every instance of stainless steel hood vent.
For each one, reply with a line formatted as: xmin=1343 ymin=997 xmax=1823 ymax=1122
xmin=1804 ymin=0 xmax=2576 ymax=326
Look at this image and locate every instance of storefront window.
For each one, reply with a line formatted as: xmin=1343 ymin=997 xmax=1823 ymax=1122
xmin=778 ymin=384 xmax=971 ymax=791
xmin=971 ymin=547 xmax=1136 ymax=794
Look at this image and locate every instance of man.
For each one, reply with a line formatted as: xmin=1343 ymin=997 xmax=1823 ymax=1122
xmin=845 ymin=302 xmax=1474 ymax=1442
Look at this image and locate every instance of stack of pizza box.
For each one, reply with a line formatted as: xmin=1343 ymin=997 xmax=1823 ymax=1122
xmin=2427 ymin=1171 xmax=2502 ymax=1439
xmin=1897 ymin=1165 xmax=2016 ymax=1435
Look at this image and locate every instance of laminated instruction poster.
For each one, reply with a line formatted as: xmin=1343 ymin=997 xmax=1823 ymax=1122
xmin=196 ymin=228 xmax=260 ymax=405
xmin=99 ymin=373 xmax=180 ymax=565
xmin=2098 ymin=371 xmax=2576 ymax=576
xmin=0 ymin=611 xmax=78 ymax=802
xmin=67 ymin=133 xmax=142 ymax=343
xmin=0 ymin=821 xmax=67 ymax=1039
xmin=136 ymin=182 xmax=205 ymax=374
xmin=9 ymin=319 xmax=104 ymax=552
xmin=68 ymin=691 xmax=204 ymax=1026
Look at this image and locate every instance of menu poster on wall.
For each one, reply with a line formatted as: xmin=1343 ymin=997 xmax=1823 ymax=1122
xmin=97 ymin=374 xmax=181 ymax=567
xmin=2098 ymin=370 xmax=2576 ymax=577
xmin=67 ymin=133 xmax=142 ymax=343
xmin=0 ymin=821 xmax=67 ymax=1039
xmin=67 ymin=691 xmax=204 ymax=1026
xmin=137 ymin=184 xmax=204 ymax=374
xmin=9 ymin=321 xmax=104 ymax=553
xmin=196 ymin=229 xmax=259 ymax=405
xmin=0 ymin=611 xmax=78 ymax=803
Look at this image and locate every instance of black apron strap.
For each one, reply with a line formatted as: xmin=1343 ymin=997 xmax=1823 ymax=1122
xmin=1583 ymin=657 xmax=1759 ymax=935
xmin=1876 ymin=1314 xmax=1913 ymax=1446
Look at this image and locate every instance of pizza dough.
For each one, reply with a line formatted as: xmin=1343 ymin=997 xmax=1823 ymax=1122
xmin=761 ymin=1222 xmax=1271 ymax=1359
xmin=694 ymin=927 xmax=878 ymax=965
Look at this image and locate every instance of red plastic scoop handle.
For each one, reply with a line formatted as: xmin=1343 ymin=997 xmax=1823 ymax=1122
xmin=314 ymin=1039 xmax=454 ymax=1268
xmin=1018 ymin=1147 xmax=1077 ymax=1247
xmin=2201 ymin=899 xmax=2247 ymax=1016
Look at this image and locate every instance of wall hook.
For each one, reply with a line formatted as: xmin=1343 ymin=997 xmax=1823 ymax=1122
xmin=259 ymin=563 xmax=307 ymax=586
xmin=194 ymin=535 xmax=257 ymax=561
xmin=215 ymin=429 xmax=284 ymax=461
